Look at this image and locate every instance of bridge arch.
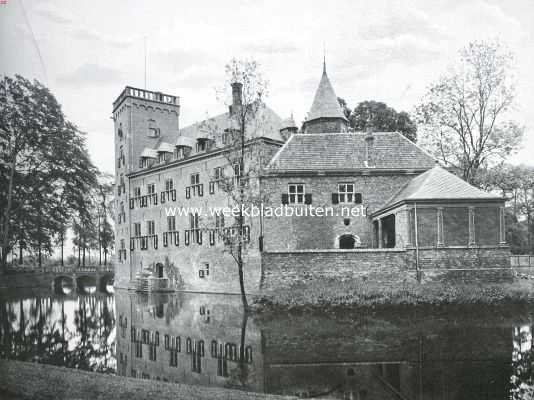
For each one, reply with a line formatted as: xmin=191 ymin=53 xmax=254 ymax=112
xmin=53 ymin=275 xmax=75 ymax=295
xmin=99 ymin=273 xmax=115 ymax=293
xmin=76 ymin=275 xmax=97 ymax=294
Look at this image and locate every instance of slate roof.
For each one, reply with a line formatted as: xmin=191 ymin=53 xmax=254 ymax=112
xmin=156 ymin=142 xmax=174 ymax=153
xmin=179 ymin=104 xmax=285 ymax=142
xmin=140 ymin=148 xmax=158 ymax=158
xmin=306 ymin=68 xmax=347 ymax=122
xmin=381 ymin=165 xmax=502 ymax=210
xmin=267 ymin=132 xmax=437 ymax=171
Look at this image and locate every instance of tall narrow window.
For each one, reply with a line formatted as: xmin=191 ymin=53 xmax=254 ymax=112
xmin=133 ymin=223 xmax=142 ymax=237
xmin=134 ymin=187 xmax=141 ymax=197
xmin=148 ymin=119 xmax=159 ymax=138
xmin=288 ymin=183 xmax=305 ymax=204
xmin=190 ymin=173 xmax=200 ymax=185
xmin=338 ymin=183 xmax=355 ymax=203
xmin=165 ymin=179 xmax=174 ymax=191
xmin=213 ymin=167 xmax=223 ymax=181
xmin=167 ymin=216 xmax=176 ymax=231
xmin=147 ymin=220 xmax=155 ymax=235
xmin=215 ymin=213 xmax=224 ymax=229
xmin=147 ymin=183 xmax=155 ymax=194
xmin=190 ymin=213 xmax=199 ymax=230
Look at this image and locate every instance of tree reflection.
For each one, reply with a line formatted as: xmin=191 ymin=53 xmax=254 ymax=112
xmin=0 ymin=293 xmax=115 ymax=373
xmin=511 ymin=325 xmax=534 ymax=399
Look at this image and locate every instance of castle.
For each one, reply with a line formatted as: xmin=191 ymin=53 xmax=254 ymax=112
xmin=112 ymin=63 xmax=510 ymax=293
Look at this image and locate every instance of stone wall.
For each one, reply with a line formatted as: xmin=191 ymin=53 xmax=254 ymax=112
xmin=261 ymin=250 xmax=412 ymax=291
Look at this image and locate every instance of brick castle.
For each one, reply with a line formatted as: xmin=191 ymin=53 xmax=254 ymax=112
xmin=112 ymin=63 xmax=510 ymax=293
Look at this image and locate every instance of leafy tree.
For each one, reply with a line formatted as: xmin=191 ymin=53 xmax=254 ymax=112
xmin=0 ymin=75 xmax=98 ymax=271
xmin=475 ymin=164 xmax=534 ymax=253
xmin=416 ymin=40 xmax=523 ymax=184
xmin=337 ymin=97 xmax=352 ymax=120
xmin=340 ymin=99 xmax=417 ymax=142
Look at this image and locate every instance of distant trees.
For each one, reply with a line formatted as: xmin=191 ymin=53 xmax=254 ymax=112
xmin=475 ymin=164 xmax=534 ymax=254
xmin=338 ymin=98 xmax=417 ymax=142
xmin=416 ymin=40 xmax=523 ymax=184
xmin=0 ymin=75 xmax=100 ymax=271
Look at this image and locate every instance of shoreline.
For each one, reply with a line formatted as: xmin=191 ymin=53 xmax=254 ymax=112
xmin=0 ymin=359 xmax=296 ymax=400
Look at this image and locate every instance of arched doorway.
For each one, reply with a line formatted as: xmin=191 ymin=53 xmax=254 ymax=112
xmin=339 ymin=234 xmax=356 ymax=249
xmin=156 ymin=263 xmax=164 ymax=278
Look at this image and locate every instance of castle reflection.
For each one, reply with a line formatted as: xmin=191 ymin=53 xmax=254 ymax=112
xmin=115 ymin=290 xmax=528 ymax=399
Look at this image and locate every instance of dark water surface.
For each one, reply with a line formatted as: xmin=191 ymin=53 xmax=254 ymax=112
xmin=1 ymin=288 xmax=534 ymax=399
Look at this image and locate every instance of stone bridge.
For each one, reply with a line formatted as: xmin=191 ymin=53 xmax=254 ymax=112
xmin=3 ymin=265 xmax=114 ymax=294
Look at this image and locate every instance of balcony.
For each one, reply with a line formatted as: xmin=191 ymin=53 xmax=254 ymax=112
xmin=130 ymin=235 xmax=158 ymax=251
xmin=160 ymin=189 xmax=176 ymax=203
xmin=184 ymin=229 xmax=202 ymax=245
xmin=162 ymin=231 xmax=179 ymax=247
xmin=185 ymin=184 xmax=203 ymax=199
xmin=129 ymin=193 xmax=158 ymax=209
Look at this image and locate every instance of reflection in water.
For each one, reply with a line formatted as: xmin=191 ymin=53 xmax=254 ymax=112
xmin=2 ymin=288 xmax=534 ymax=398
xmin=0 ymin=291 xmax=115 ymax=372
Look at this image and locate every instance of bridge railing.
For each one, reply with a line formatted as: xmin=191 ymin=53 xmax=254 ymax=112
xmin=511 ymin=255 xmax=534 ymax=267
xmin=6 ymin=264 xmax=114 ymax=274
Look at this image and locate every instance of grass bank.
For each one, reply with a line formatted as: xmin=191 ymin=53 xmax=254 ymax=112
xmin=252 ymin=277 xmax=534 ymax=313
xmin=0 ymin=359 xmax=296 ymax=400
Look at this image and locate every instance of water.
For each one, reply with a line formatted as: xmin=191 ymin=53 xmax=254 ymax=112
xmin=1 ymin=289 xmax=534 ymax=399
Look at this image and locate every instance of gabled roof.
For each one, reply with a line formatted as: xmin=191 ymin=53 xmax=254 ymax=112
xmin=306 ymin=67 xmax=347 ymax=122
xmin=381 ymin=165 xmax=502 ymax=209
xmin=267 ymin=132 xmax=437 ymax=171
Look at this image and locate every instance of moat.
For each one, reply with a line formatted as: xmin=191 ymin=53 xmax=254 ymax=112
xmin=1 ymin=288 xmax=533 ymax=399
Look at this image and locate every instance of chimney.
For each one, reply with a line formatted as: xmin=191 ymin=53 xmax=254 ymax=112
xmin=364 ymin=126 xmax=375 ymax=168
xmin=230 ymin=82 xmax=243 ymax=114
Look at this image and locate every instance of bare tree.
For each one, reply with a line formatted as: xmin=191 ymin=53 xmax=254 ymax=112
xmin=201 ymin=59 xmax=270 ymax=310
xmin=416 ymin=40 xmax=523 ymax=184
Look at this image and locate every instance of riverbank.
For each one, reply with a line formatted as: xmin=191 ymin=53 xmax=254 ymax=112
xmin=252 ymin=276 xmax=534 ymax=313
xmin=0 ymin=359 xmax=296 ymax=400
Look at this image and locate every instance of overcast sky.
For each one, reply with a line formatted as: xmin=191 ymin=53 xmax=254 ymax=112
xmin=1 ymin=0 xmax=533 ymax=174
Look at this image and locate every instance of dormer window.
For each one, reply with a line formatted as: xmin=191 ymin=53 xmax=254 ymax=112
xmin=148 ymin=119 xmax=159 ymax=138
xmin=196 ymin=139 xmax=208 ymax=152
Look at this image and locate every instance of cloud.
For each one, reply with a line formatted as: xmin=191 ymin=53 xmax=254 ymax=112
xmin=34 ymin=7 xmax=73 ymax=25
xmin=57 ymin=63 xmax=122 ymax=86
xmin=244 ymin=41 xmax=298 ymax=55
xmin=71 ymin=27 xmax=134 ymax=48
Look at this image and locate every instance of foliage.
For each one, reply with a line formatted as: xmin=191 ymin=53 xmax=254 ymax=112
xmin=0 ymin=75 xmax=99 ymax=270
xmin=475 ymin=164 xmax=534 ymax=253
xmin=416 ymin=40 xmax=523 ymax=184
xmin=341 ymin=99 xmax=417 ymax=142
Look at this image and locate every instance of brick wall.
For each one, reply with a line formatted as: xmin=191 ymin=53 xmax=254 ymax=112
xmin=261 ymin=250 xmax=411 ymax=291
xmin=261 ymin=174 xmax=416 ymax=251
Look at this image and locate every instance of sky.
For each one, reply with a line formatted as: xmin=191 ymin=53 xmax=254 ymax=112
xmin=1 ymin=0 xmax=534 ymax=174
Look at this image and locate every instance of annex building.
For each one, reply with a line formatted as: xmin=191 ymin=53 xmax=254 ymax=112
xmin=112 ymin=63 xmax=510 ymax=293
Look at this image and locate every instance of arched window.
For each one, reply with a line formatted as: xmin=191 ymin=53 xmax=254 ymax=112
xmin=339 ymin=234 xmax=356 ymax=249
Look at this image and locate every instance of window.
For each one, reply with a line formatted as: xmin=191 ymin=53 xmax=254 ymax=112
xmin=288 ymin=183 xmax=305 ymax=204
xmin=196 ymin=140 xmax=207 ymax=152
xmin=170 ymin=350 xmax=178 ymax=367
xmin=190 ymin=173 xmax=200 ymax=185
xmin=338 ymin=183 xmax=355 ymax=203
xmin=147 ymin=183 xmax=155 ymax=194
xmin=213 ymin=167 xmax=223 ymax=181
xmin=233 ymin=163 xmax=242 ymax=179
xmin=215 ymin=213 xmax=224 ymax=229
xmin=148 ymin=119 xmax=159 ymax=138
xmin=165 ymin=179 xmax=174 ymax=191
xmin=149 ymin=344 xmax=157 ymax=361
xmin=118 ymin=123 xmax=124 ymax=139
xmin=167 ymin=216 xmax=176 ymax=231
xmin=190 ymin=213 xmax=199 ymax=230
xmin=134 ymin=187 xmax=141 ymax=197
xmin=147 ymin=220 xmax=155 ymax=235
xmin=133 ymin=223 xmax=141 ymax=237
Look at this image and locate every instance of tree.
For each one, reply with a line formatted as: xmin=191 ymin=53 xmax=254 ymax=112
xmin=337 ymin=97 xmax=352 ymax=120
xmin=342 ymin=99 xmax=417 ymax=142
xmin=475 ymin=164 xmax=534 ymax=254
xmin=416 ymin=40 xmax=523 ymax=184
xmin=0 ymin=76 xmax=98 ymax=271
xmin=202 ymin=59 xmax=270 ymax=311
